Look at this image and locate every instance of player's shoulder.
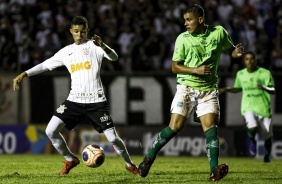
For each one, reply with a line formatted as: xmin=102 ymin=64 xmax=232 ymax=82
xmin=237 ymin=68 xmax=248 ymax=75
xmin=257 ymin=66 xmax=272 ymax=74
xmin=175 ymin=32 xmax=191 ymax=44
xmin=177 ymin=31 xmax=190 ymax=38
xmin=207 ymin=25 xmax=226 ymax=33
xmin=258 ymin=66 xmax=270 ymax=72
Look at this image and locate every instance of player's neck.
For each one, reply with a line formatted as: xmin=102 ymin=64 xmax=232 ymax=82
xmin=247 ymin=66 xmax=258 ymax=73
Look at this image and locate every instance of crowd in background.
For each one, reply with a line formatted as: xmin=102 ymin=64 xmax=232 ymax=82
xmin=0 ymin=0 xmax=282 ymax=74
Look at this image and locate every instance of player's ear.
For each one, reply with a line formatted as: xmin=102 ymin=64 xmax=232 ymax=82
xmin=199 ymin=16 xmax=204 ymax=24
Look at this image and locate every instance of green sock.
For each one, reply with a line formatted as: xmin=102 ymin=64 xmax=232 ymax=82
xmin=205 ymin=127 xmax=219 ymax=170
xmin=146 ymin=127 xmax=177 ymax=160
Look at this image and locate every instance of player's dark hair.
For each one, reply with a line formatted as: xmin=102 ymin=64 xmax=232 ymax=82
xmin=183 ymin=4 xmax=205 ymax=17
xmin=244 ymin=51 xmax=256 ymax=59
xmin=71 ymin=16 xmax=88 ymax=27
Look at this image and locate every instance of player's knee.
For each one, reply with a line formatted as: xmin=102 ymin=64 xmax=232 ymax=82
xmin=45 ymin=128 xmax=55 ymax=138
xmin=108 ymin=136 xmax=120 ymax=144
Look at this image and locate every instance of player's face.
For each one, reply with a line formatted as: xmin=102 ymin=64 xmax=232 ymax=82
xmin=183 ymin=12 xmax=203 ymax=34
xmin=244 ymin=53 xmax=257 ymax=70
xmin=70 ymin=25 xmax=89 ymax=45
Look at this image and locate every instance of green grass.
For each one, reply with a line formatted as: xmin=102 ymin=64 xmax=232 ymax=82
xmin=0 ymin=155 xmax=281 ymax=184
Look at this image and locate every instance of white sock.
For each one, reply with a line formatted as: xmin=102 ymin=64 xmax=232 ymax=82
xmin=45 ymin=116 xmax=74 ymax=161
xmin=104 ymin=128 xmax=133 ymax=166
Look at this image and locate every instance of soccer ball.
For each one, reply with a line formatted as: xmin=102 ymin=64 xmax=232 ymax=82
xmin=82 ymin=144 xmax=105 ymax=168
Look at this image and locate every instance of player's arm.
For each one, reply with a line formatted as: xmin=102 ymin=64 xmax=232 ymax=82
xmin=92 ymin=34 xmax=118 ymax=61
xmin=257 ymin=84 xmax=275 ymax=94
xmin=218 ymin=87 xmax=242 ymax=94
xmin=171 ymin=61 xmax=211 ymax=75
xmin=13 ymin=63 xmax=48 ymax=91
xmin=226 ymin=43 xmax=244 ymax=58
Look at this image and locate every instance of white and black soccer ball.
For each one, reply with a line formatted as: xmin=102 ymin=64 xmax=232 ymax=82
xmin=82 ymin=144 xmax=105 ymax=168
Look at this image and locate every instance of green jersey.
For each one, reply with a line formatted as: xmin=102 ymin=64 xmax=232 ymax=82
xmin=234 ymin=67 xmax=274 ymax=117
xmin=172 ymin=25 xmax=234 ymax=91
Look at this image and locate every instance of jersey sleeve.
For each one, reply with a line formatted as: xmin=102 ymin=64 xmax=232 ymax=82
xmin=172 ymin=34 xmax=185 ymax=62
xmin=265 ymin=70 xmax=275 ymax=87
xmin=26 ymin=48 xmax=65 ymax=76
xmin=43 ymin=48 xmax=65 ymax=70
xmin=221 ymin=27 xmax=234 ymax=50
xmin=102 ymin=43 xmax=118 ymax=61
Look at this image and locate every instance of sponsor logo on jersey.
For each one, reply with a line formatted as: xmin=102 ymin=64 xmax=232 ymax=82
xmin=56 ymin=104 xmax=67 ymax=114
xmin=70 ymin=61 xmax=91 ymax=73
xmin=195 ymin=52 xmax=211 ymax=58
xmin=70 ymin=92 xmax=94 ymax=98
xmin=100 ymin=113 xmax=111 ymax=122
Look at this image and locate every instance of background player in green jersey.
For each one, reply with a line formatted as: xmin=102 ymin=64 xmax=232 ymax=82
xmin=138 ymin=4 xmax=244 ymax=181
xmin=219 ymin=51 xmax=275 ymax=163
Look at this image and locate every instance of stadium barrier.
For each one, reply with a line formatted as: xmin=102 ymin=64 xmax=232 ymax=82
xmin=0 ymin=125 xmax=282 ymax=159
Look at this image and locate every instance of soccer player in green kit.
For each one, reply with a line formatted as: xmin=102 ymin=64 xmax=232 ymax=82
xmin=138 ymin=4 xmax=244 ymax=181
xmin=219 ymin=51 xmax=275 ymax=163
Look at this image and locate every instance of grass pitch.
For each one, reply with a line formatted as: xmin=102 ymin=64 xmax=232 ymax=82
xmin=0 ymin=155 xmax=281 ymax=184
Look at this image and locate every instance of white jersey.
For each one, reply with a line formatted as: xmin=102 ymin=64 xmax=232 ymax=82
xmin=26 ymin=40 xmax=118 ymax=103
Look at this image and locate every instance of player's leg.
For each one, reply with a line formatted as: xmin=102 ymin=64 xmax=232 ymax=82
xmin=197 ymin=90 xmax=228 ymax=181
xmin=148 ymin=114 xmax=185 ymax=160
xmin=200 ymin=113 xmax=220 ymax=170
xmin=138 ymin=113 xmax=185 ymax=177
xmin=45 ymin=116 xmax=79 ymax=175
xmin=138 ymin=85 xmax=191 ymax=177
xmin=201 ymin=114 xmax=229 ymax=181
xmin=103 ymin=127 xmax=139 ymax=175
xmin=259 ymin=116 xmax=273 ymax=163
xmin=46 ymin=116 xmax=72 ymax=159
xmin=86 ymin=101 xmax=139 ymax=175
xmin=244 ymin=112 xmax=258 ymax=157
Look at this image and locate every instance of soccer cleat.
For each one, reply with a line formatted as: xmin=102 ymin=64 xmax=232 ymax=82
xmin=125 ymin=164 xmax=139 ymax=175
xmin=264 ymin=155 xmax=271 ymax=163
xmin=138 ymin=157 xmax=154 ymax=178
xmin=209 ymin=163 xmax=229 ymax=181
xmin=249 ymin=141 xmax=257 ymax=157
xmin=59 ymin=156 xmax=80 ymax=175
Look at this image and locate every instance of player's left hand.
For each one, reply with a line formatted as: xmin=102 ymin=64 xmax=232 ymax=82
xmin=234 ymin=43 xmax=244 ymax=57
xmin=91 ymin=34 xmax=105 ymax=48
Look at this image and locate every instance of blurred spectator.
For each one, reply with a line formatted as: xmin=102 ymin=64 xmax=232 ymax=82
xmin=142 ymin=27 xmax=165 ymax=70
xmin=271 ymin=46 xmax=282 ymax=71
xmin=217 ymin=0 xmax=234 ymax=30
xmin=117 ymin=25 xmax=134 ymax=71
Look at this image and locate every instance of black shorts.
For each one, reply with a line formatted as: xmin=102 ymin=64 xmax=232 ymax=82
xmin=54 ymin=100 xmax=114 ymax=133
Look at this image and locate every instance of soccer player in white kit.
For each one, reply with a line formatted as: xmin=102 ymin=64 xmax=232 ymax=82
xmin=13 ymin=16 xmax=139 ymax=175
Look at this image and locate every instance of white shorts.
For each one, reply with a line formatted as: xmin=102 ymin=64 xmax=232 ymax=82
xmin=170 ymin=85 xmax=219 ymax=119
xmin=244 ymin=112 xmax=273 ymax=139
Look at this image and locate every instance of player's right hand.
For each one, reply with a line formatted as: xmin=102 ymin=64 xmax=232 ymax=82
xmin=196 ymin=65 xmax=211 ymax=75
xmin=13 ymin=72 xmax=27 ymax=91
